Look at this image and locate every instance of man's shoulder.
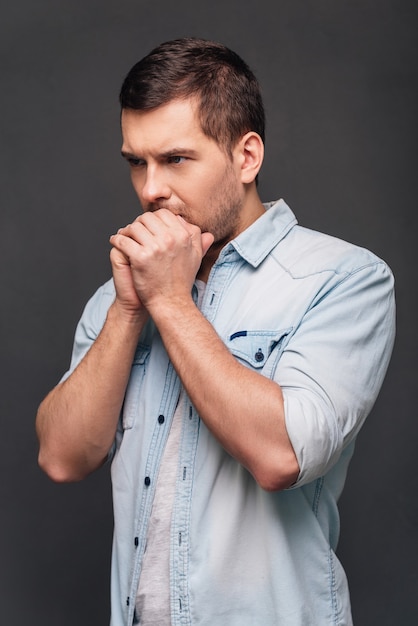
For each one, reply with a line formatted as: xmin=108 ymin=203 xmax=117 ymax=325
xmin=87 ymin=277 xmax=115 ymax=308
xmin=96 ymin=277 xmax=116 ymax=298
xmin=273 ymin=223 xmax=389 ymax=279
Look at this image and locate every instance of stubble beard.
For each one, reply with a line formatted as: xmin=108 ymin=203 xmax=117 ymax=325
xmin=142 ymin=164 xmax=245 ymax=246
xmin=185 ymin=165 xmax=245 ymax=245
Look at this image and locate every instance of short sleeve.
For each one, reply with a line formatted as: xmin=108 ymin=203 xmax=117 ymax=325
xmin=278 ymin=260 xmax=395 ymax=487
xmin=60 ymin=279 xmax=116 ymax=383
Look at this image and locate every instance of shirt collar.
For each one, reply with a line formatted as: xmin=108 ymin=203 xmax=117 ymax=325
xmin=217 ymin=199 xmax=298 ymax=268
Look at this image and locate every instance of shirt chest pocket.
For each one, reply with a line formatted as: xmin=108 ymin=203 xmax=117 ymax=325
xmin=226 ymin=329 xmax=291 ymax=376
xmin=122 ymin=343 xmax=151 ymax=430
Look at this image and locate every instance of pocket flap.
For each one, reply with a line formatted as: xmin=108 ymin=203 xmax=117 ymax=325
xmin=226 ymin=329 xmax=291 ymax=368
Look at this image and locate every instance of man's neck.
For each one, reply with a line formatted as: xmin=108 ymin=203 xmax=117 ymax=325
xmin=197 ymin=195 xmax=265 ymax=283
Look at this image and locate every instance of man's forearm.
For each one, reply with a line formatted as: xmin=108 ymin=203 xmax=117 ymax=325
xmin=149 ymin=296 xmax=299 ymax=492
xmin=109 ymin=210 xmax=299 ymax=490
xmin=36 ymin=302 xmax=146 ymax=482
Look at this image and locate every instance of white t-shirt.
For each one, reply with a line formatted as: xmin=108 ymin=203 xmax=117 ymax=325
xmin=135 ymin=281 xmax=206 ymax=625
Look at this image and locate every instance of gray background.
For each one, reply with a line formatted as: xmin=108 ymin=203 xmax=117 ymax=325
xmin=1 ymin=1 xmax=417 ymax=624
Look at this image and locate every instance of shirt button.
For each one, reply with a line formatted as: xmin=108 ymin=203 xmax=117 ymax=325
xmin=144 ymin=476 xmax=151 ymax=486
xmin=158 ymin=414 xmax=165 ymax=424
xmin=255 ymin=350 xmax=264 ymax=362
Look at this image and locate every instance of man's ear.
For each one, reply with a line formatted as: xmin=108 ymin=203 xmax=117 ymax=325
xmin=234 ymin=132 xmax=264 ymax=184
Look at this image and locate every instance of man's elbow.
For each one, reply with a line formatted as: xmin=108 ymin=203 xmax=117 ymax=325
xmin=37 ymin=448 xmax=93 ymax=483
xmin=252 ymin=454 xmax=300 ymax=492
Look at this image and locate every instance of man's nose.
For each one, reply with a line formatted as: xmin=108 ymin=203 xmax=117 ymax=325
xmin=140 ymin=166 xmax=171 ymax=203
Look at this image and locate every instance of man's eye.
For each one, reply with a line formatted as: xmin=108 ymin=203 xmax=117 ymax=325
xmin=125 ymin=156 xmax=144 ymax=167
xmin=168 ymin=156 xmax=186 ymax=165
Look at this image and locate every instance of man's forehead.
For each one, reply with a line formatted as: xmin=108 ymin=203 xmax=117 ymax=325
xmin=120 ymin=99 xmax=215 ymax=155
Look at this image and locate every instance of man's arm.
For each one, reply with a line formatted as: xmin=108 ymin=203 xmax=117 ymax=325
xmin=36 ymin=303 xmax=146 ymax=482
xmin=150 ymin=298 xmax=299 ymax=491
xmin=36 ymin=242 xmax=149 ymax=482
xmin=110 ymin=209 xmax=299 ymax=491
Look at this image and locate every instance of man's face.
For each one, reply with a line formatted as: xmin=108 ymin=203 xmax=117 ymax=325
xmin=121 ymin=98 xmax=246 ymax=244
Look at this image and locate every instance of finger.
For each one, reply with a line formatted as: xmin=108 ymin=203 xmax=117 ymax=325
xmin=175 ymin=214 xmax=194 ymax=230
xmin=109 ymin=232 xmax=146 ymax=261
xmin=115 ymin=219 xmax=159 ymax=248
xmin=176 ymin=216 xmax=213 ymax=255
xmin=135 ymin=209 xmax=182 ymax=235
xmin=201 ymin=232 xmax=215 ymax=256
xmin=109 ymin=245 xmax=130 ymax=268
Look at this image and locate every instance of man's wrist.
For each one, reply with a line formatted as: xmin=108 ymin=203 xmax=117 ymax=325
xmin=108 ymin=299 xmax=149 ymax=331
xmin=146 ymin=292 xmax=196 ymax=326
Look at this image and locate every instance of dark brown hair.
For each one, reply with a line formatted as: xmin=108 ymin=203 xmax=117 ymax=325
xmin=119 ymin=37 xmax=265 ymax=155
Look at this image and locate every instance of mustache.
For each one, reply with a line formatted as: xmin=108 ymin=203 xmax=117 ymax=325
xmin=146 ymin=205 xmax=167 ymax=211
xmin=143 ymin=203 xmax=188 ymax=216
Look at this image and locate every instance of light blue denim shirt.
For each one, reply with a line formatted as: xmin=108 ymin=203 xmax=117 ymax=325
xmin=64 ymin=199 xmax=395 ymax=626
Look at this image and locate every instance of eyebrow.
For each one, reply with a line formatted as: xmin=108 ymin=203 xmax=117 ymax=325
xmin=121 ymin=148 xmax=198 ymax=160
xmin=121 ymin=150 xmax=140 ymax=160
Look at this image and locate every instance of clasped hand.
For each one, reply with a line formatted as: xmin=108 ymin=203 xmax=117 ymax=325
xmin=109 ymin=209 xmax=214 ymax=316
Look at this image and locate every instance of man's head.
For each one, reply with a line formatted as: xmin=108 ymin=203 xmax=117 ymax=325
xmin=119 ymin=39 xmax=266 ymax=250
xmin=119 ymin=37 xmax=265 ymax=156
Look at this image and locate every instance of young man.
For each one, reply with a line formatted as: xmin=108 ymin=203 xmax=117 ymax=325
xmin=36 ymin=38 xmax=396 ymax=625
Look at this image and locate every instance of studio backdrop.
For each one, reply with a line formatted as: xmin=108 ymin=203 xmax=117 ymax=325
xmin=1 ymin=1 xmax=417 ymax=624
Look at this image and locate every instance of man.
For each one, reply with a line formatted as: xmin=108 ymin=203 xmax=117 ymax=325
xmin=36 ymin=38 xmax=395 ymax=625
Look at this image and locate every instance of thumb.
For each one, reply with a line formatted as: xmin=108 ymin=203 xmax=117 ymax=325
xmin=109 ymin=244 xmax=130 ymax=270
xmin=201 ymin=232 xmax=215 ymax=256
